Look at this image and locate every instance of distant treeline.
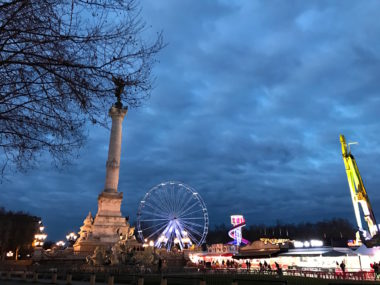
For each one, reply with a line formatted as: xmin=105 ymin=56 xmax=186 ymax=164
xmin=0 ymin=207 xmax=39 ymax=260
xmin=206 ymin=218 xmax=356 ymax=246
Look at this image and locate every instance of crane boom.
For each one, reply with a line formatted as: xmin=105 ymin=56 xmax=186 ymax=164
xmin=340 ymin=134 xmax=378 ymax=242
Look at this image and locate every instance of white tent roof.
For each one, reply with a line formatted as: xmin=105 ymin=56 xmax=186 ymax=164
xmin=355 ymin=245 xmax=380 ymax=256
xmin=279 ymin=247 xmax=357 ymax=257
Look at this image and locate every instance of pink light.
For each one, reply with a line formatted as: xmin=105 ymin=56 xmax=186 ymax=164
xmin=231 ymin=215 xmax=245 ymax=226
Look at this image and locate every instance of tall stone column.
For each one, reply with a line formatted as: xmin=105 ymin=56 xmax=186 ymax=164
xmin=74 ymin=100 xmax=137 ymax=253
xmin=91 ymin=103 xmax=129 ymax=240
xmin=104 ymin=106 xmax=127 ymax=193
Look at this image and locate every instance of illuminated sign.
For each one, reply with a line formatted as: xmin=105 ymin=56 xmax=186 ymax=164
xmin=293 ymin=240 xmax=323 ymax=248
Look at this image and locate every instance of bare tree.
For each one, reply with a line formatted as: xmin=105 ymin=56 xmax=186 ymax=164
xmin=0 ymin=0 xmax=163 ymax=176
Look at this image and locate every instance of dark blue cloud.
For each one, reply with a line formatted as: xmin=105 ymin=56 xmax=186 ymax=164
xmin=2 ymin=0 xmax=380 ymax=241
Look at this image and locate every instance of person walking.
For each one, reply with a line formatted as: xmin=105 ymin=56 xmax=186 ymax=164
xmin=374 ymin=262 xmax=379 ymax=280
xmin=275 ymin=262 xmax=282 ymax=276
xmin=340 ymin=261 xmax=346 ymax=279
xmin=158 ymin=258 xmax=162 ymax=273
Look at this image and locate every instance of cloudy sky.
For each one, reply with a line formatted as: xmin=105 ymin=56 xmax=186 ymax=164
xmin=2 ymin=0 xmax=380 ymax=241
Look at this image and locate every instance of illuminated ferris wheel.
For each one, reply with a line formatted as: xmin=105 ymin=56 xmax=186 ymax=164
xmin=137 ymin=181 xmax=208 ymax=251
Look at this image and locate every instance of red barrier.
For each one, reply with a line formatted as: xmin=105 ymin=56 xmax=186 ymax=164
xmin=283 ymin=269 xmax=375 ymax=281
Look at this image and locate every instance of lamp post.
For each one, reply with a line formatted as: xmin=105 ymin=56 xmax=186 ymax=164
xmin=56 ymin=241 xmax=66 ymax=249
xmin=33 ymin=220 xmax=48 ymax=260
xmin=66 ymin=232 xmax=78 ymax=247
xmin=33 ymin=221 xmax=47 ymax=248
xmin=181 ymin=231 xmax=191 ymax=249
xmin=157 ymin=235 xmax=168 ymax=248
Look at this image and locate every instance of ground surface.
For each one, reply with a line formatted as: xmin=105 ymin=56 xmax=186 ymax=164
xmin=1 ymin=275 xmax=380 ymax=285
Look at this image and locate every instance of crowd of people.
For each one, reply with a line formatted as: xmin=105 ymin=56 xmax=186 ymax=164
xmin=197 ymin=259 xmax=240 ymax=270
xmin=194 ymin=258 xmax=380 ymax=281
xmin=258 ymin=261 xmax=282 ymax=275
xmin=196 ymin=259 xmax=283 ymax=275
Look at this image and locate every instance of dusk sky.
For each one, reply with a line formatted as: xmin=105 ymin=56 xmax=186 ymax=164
xmin=2 ymin=0 xmax=380 ymax=241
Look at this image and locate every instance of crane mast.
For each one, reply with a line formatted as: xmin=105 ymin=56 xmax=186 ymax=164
xmin=340 ymin=134 xmax=379 ymax=243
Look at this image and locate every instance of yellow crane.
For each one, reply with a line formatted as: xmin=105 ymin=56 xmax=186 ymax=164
xmin=340 ymin=134 xmax=379 ymax=245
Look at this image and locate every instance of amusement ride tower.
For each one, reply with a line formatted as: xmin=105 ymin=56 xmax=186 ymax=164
xmin=228 ymin=215 xmax=249 ymax=246
xmin=340 ymin=134 xmax=380 ymax=247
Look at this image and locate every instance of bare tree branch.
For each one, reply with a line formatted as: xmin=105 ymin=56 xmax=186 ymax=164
xmin=0 ymin=0 xmax=164 ymax=177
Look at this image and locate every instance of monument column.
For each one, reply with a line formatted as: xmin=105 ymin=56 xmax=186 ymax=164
xmin=104 ymin=106 xmax=127 ymax=193
xmin=74 ymin=78 xmax=137 ymax=253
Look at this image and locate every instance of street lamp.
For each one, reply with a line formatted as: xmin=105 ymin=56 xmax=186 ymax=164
xmin=66 ymin=232 xmax=78 ymax=247
xmin=56 ymin=241 xmax=65 ymax=249
xmin=34 ymin=221 xmax=47 ymax=247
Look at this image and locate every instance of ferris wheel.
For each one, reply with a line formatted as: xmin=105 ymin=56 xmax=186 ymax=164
xmin=137 ymin=181 xmax=209 ymax=251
